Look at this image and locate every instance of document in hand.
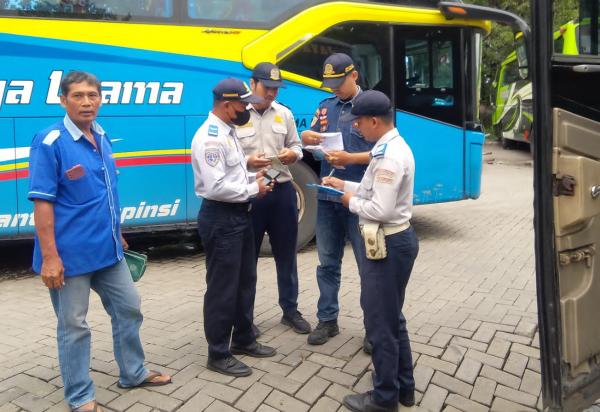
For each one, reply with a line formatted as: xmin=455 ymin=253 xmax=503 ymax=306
xmin=306 ymin=183 xmax=344 ymax=197
xmin=319 ymin=132 xmax=344 ymax=151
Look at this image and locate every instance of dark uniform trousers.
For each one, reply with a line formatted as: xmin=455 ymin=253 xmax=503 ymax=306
xmin=359 ymin=226 xmax=419 ymax=406
xmin=250 ymin=181 xmax=299 ymax=315
xmin=197 ymin=199 xmax=256 ymax=360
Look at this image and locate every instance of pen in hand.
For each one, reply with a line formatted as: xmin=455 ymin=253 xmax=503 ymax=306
xmin=327 ymin=168 xmax=335 ymax=178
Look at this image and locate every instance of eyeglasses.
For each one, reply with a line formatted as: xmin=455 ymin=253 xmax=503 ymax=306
xmin=69 ymin=92 xmax=101 ymax=103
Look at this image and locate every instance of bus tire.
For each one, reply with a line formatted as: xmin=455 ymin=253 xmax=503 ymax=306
xmin=501 ymin=137 xmax=515 ymax=149
xmin=259 ymin=161 xmax=319 ymax=256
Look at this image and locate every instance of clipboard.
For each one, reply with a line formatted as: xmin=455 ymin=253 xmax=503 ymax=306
xmin=306 ymin=183 xmax=344 ymax=197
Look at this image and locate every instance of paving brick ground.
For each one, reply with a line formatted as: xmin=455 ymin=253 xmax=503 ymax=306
xmin=0 ymin=143 xmax=543 ymax=411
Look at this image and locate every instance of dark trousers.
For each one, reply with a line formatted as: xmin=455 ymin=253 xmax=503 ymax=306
xmin=197 ymin=200 xmax=256 ymax=360
xmin=359 ymin=226 xmax=419 ymax=406
xmin=250 ymin=181 xmax=299 ymax=315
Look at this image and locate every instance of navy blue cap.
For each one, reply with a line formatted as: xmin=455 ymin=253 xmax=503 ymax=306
xmin=213 ymin=77 xmax=263 ymax=104
xmin=321 ymin=53 xmax=356 ymax=89
xmin=340 ymin=90 xmax=392 ymax=121
xmin=252 ymin=62 xmax=285 ymax=88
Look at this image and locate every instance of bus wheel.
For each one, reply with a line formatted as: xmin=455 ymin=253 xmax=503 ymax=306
xmin=259 ymin=161 xmax=319 ymax=256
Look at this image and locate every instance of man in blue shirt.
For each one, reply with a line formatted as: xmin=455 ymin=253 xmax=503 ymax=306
xmin=28 ymin=71 xmax=171 ymax=412
xmin=300 ymin=53 xmax=374 ymax=349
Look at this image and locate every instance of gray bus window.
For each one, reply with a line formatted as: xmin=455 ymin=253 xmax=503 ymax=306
xmin=405 ymin=40 xmax=430 ymax=89
xmin=187 ymin=0 xmax=309 ymax=24
xmin=0 ymin=0 xmax=173 ymax=20
xmin=432 ymin=40 xmax=453 ymax=89
xmin=279 ymin=23 xmax=391 ymax=94
xmin=503 ymin=59 xmax=520 ymax=85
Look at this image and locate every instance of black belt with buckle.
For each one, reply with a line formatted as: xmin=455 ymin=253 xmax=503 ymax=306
xmin=202 ymin=199 xmax=252 ymax=213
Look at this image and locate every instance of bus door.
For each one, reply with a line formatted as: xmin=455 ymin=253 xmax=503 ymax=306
xmin=395 ymin=27 xmax=473 ymax=203
xmin=533 ymin=0 xmax=600 ymax=409
xmin=0 ymin=119 xmax=18 ymax=237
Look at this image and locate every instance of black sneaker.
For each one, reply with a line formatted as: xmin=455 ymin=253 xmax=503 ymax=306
xmin=281 ymin=311 xmax=311 ymax=334
xmin=307 ymin=320 xmax=339 ymax=345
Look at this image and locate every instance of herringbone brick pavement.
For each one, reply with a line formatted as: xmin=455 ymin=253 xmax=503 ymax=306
xmin=0 ymin=144 xmax=540 ymax=411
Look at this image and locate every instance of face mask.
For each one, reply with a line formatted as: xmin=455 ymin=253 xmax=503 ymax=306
xmin=231 ymin=108 xmax=251 ymax=126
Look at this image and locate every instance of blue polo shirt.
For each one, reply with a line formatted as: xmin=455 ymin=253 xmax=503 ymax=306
xmin=310 ymin=89 xmax=374 ymax=201
xmin=28 ymin=115 xmax=123 ymax=277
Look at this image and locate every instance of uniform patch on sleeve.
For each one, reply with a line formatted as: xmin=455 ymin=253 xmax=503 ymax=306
xmin=42 ymin=130 xmax=61 ymax=146
xmin=375 ymin=168 xmax=396 ymax=184
xmin=208 ymin=125 xmax=219 ymax=137
xmin=205 ymin=148 xmax=221 ymax=167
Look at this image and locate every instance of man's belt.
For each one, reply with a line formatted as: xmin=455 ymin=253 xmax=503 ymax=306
xmin=381 ymin=221 xmax=410 ymax=236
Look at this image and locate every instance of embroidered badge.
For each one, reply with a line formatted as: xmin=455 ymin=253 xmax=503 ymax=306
xmin=375 ymin=168 xmax=396 ymax=184
xmin=208 ymin=125 xmax=219 ymax=137
xmin=310 ymin=108 xmax=319 ymax=128
xmin=274 ymin=115 xmax=283 ymax=124
xmin=270 ymin=67 xmax=281 ymax=80
xmin=321 ymin=108 xmax=328 ymax=115
xmin=324 ymin=63 xmax=335 ymax=76
xmin=205 ymin=148 xmax=221 ymax=167
xmin=372 ymin=143 xmax=387 ymax=158
xmin=65 ymin=164 xmax=85 ymax=180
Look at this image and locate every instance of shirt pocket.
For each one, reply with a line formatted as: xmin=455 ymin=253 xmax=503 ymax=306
xmin=61 ymin=169 xmax=98 ymax=205
xmin=235 ymin=126 xmax=257 ymax=154
xmin=271 ymin=123 xmax=287 ymax=136
xmin=224 ymin=150 xmax=242 ymax=168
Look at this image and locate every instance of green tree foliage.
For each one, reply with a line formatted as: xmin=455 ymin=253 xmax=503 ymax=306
xmin=470 ymin=0 xmax=579 ymax=128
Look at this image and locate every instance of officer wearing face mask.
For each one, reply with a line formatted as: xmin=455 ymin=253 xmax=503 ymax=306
xmin=191 ymin=78 xmax=277 ymax=377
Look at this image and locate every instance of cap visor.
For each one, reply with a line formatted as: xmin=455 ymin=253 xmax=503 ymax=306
xmin=241 ymin=94 xmax=264 ymax=104
xmin=321 ymin=76 xmax=346 ymax=89
xmin=259 ymin=79 xmax=285 ymax=88
xmin=340 ymin=112 xmax=359 ymax=122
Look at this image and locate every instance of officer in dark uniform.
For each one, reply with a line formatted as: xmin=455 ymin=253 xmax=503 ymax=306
xmin=238 ymin=62 xmax=311 ymax=335
xmin=191 ymin=78 xmax=277 ymax=377
xmin=324 ymin=90 xmax=419 ymax=412
xmin=301 ymin=53 xmax=374 ymax=351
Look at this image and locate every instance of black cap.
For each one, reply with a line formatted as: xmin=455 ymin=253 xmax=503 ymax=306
xmin=212 ymin=77 xmax=263 ymax=104
xmin=252 ymin=62 xmax=285 ymax=88
xmin=340 ymin=90 xmax=392 ymax=122
xmin=321 ymin=53 xmax=356 ymax=89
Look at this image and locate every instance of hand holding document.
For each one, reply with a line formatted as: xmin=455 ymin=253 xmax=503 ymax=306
xmin=304 ymin=132 xmax=345 ymax=168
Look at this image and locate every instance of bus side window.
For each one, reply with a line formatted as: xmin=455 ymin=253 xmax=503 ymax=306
xmin=0 ymin=0 xmax=174 ymax=19
xmin=395 ymin=28 xmax=462 ymax=126
xmin=279 ymin=22 xmax=392 ymax=96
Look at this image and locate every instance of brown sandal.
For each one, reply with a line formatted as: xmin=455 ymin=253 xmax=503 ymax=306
xmin=117 ymin=370 xmax=172 ymax=389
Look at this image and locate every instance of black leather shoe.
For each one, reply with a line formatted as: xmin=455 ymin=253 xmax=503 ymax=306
xmin=363 ymin=336 xmax=373 ymax=355
xmin=371 ymin=371 xmax=415 ymax=407
xmin=307 ymin=320 xmax=339 ymax=345
xmin=398 ymin=390 xmax=415 ymax=407
xmin=230 ymin=342 xmax=276 ymax=358
xmin=281 ymin=311 xmax=311 ymax=334
xmin=343 ymin=392 xmax=398 ymax=412
xmin=207 ymin=356 xmax=251 ymax=377
xmin=252 ymin=323 xmax=261 ymax=339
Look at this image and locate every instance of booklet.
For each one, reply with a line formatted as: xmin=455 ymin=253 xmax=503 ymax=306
xmin=306 ymin=183 xmax=344 ymax=197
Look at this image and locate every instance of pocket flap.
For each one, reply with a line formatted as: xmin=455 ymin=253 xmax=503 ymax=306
xmin=271 ymin=123 xmax=287 ymax=134
xmin=236 ymin=126 xmax=256 ymax=139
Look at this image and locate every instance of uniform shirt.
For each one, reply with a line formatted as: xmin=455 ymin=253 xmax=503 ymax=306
xmin=191 ymin=112 xmax=258 ymax=202
xmin=236 ymin=101 xmax=303 ymax=183
xmin=28 ymin=115 xmax=123 ymax=277
xmin=310 ymin=87 xmax=374 ymax=200
xmin=310 ymin=87 xmax=374 ymax=181
xmin=344 ymin=128 xmax=415 ymax=226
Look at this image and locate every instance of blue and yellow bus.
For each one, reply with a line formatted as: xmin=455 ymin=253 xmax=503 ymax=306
xmin=0 ymin=0 xmax=490 ymax=248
